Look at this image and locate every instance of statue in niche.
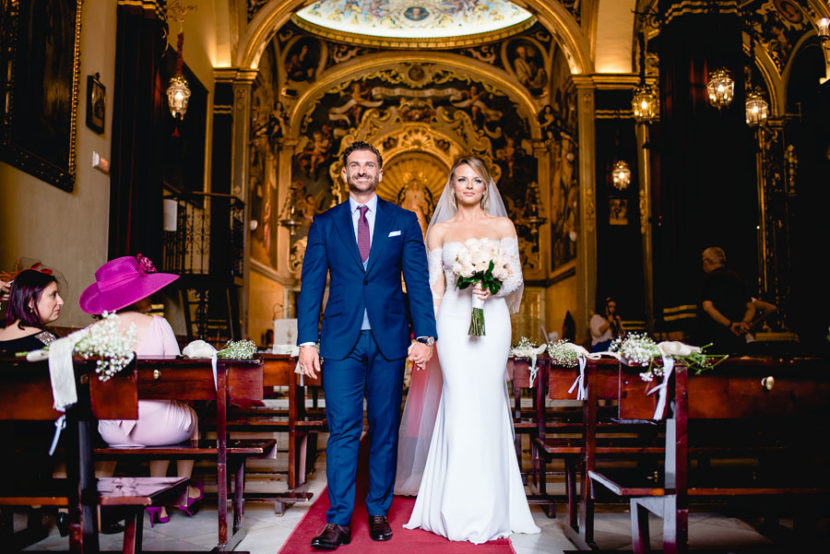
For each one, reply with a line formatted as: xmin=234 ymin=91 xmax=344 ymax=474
xmin=398 ymin=175 xmax=433 ymax=237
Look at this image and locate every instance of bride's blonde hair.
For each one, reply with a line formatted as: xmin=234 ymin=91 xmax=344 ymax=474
xmin=449 ymin=156 xmax=491 ymax=212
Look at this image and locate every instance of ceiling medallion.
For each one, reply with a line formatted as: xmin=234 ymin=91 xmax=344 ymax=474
xmin=294 ymin=0 xmax=535 ymax=48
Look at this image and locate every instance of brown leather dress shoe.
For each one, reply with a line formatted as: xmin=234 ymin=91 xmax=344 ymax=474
xmin=311 ymin=523 xmax=351 ymax=550
xmin=368 ymin=515 xmax=393 ymax=541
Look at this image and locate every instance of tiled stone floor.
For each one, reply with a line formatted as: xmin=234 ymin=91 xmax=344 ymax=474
xmin=20 ymin=445 xmax=827 ymax=553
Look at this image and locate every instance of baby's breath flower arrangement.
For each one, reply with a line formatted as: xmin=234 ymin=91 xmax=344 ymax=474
xmin=609 ymin=334 xmax=727 ymax=382
xmin=74 ymin=312 xmax=137 ymax=381
xmin=510 ymin=336 xmax=544 ymax=359
xmin=547 ymin=339 xmax=580 ymax=368
xmin=217 ymin=339 xmax=257 ymax=359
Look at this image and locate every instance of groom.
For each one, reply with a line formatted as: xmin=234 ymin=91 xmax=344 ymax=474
xmin=297 ymin=141 xmax=437 ymax=549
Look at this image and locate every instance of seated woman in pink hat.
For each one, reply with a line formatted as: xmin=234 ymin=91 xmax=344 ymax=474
xmin=80 ymin=254 xmax=202 ymax=525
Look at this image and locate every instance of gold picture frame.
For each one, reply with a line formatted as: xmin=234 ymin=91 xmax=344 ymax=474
xmin=0 ymin=0 xmax=82 ymax=192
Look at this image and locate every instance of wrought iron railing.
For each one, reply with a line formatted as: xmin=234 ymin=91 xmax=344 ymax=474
xmin=161 ymin=191 xmax=245 ymax=278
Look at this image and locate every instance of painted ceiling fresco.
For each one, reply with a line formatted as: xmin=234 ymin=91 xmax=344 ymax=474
xmin=295 ymin=0 xmax=533 ymax=39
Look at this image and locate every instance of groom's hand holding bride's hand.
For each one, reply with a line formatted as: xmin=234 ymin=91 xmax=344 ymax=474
xmin=408 ymin=342 xmax=433 ymax=371
xmin=298 ymin=345 xmax=321 ymax=379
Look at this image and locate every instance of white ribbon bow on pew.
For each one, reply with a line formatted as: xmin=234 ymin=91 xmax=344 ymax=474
xmin=560 ymin=344 xmax=602 ymax=401
xmin=510 ymin=343 xmax=548 ymax=387
xmin=182 ymin=340 xmax=219 ymax=390
xmin=647 ymin=342 xmax=701 ymax=420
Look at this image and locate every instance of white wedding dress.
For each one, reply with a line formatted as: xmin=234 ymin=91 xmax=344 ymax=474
xmin=403 ymin=237 xmax=540 ymax=543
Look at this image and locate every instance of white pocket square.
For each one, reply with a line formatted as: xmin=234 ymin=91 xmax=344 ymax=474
xmin=388 ymin=230 xmax=401 ymax=237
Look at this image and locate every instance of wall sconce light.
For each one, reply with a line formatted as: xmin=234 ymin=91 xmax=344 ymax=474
xmin=166 ymin=2 xmax=194 ymax=120
xmin=745 ymin=89 xmax=769 ymax=127
xmin=707 ymin=68 xmax=734 ymax=109
xmin=612 ymin=160 xmax=631 ymax=190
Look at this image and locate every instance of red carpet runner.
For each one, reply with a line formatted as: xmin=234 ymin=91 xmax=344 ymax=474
xmin=278 ymin=442 xmax=517 ymax=553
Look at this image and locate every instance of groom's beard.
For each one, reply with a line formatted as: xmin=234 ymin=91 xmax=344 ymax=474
xmin=346 ymin=172 xmax=380 ymax=194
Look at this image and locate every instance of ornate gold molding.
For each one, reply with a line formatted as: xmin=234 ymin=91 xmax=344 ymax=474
xmin=237 ymin=1 xmax=592 ymax=75
xmin=287 ymin=54 xmax=539 ymax=138
xmin=290 ymin=12 xmax=537 ymax=50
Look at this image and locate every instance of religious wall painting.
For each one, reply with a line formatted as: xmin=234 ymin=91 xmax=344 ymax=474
xmin=548 ymin=45 xmax=576 ymax=137
xmin=550 ymin=133 xmax=578 ymax=271
xmin=284 ymin=36 xmax=323 ymax=83
xmin=747 ymin=0 xmax=809 ymax=74
xmin=248 ymin=137 xmax=279 ymax=269
xmin=491 ymin=127 xmax=542 ymax=272
xmin=0 ymin=0 xmax=81 ymax=192
xmin=249 ymin=45 xmax=281 ymax=270
xmin=504 ymin=37 xmax=548 ymax=97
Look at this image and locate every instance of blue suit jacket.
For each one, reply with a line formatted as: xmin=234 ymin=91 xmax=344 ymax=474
xmin=297 ymin=197 xmax=437 ymax=361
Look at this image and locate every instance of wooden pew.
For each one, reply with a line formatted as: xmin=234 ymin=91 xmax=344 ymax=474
xmin=588 ymin=357 xmax=830 ymax=553
xmin=0 ymin=356 xmax=187 ymax=554
xmin=92 ymin=357 xmax=270 ymax=552
xmin=534 ymin=357 xmax=663 ymax=548
xmin=506 ymin=356 xmax=550 ymax=483
xmin=218 ymin=353 xmax=322 ymax=514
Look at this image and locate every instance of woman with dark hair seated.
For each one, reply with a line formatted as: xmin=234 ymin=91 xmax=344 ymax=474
xmin=0 ymin=269 xmax=63 ymax=353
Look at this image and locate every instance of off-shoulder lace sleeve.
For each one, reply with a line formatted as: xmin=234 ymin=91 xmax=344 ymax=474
xmin=495 ymin=237 xmax=523 ymax=313
xmin=427 ymin=248 xmax=445 ymax=317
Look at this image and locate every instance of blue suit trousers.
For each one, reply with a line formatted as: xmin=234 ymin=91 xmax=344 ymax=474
xmin=322 ymin=330 xmax=405 ymax=525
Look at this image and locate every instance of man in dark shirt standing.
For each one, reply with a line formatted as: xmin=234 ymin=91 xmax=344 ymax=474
xmin=698 ymin=246 xmax=755 ymax=353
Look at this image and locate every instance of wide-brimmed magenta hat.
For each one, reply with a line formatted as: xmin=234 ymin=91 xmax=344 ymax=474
xmin=79 ymin=254 xmax=179 ymax=314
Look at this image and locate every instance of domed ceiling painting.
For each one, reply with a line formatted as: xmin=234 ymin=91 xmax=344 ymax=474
xmin=295 ymin=0 xmax=534 ymax=43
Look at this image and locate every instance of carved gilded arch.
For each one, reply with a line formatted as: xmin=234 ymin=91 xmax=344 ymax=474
xmin=286 ymin=52 xmax=542 ymax=140
xmin=237 ymin=0 xmax=592 ymax=74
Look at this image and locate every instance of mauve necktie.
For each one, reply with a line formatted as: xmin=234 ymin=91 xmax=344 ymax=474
xmin=357 ymin=205 xmax=370 ymax=262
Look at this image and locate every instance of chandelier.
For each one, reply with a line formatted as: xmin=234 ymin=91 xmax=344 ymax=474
xmin=707 ymin=68 xmax=734 ymax=109
xmin=745 ymin=89 xmax=769 ymax=127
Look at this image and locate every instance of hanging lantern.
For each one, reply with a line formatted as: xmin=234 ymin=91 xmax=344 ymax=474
xmin=745 ymin=89 xmax=769 ymax=127
xmin=632 ymin=84 xmax=658 ymax=123
xmin=706 ymin=68 xmax=734 ymax=109
xmin=612 ymin=160 xmax=631 ymax=190
xmin=166 ymin=31 xmax=191 ymax=119
xmin=167 ymin=74 xmax=191 ymax=120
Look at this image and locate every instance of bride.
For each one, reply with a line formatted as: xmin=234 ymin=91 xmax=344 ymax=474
xmin=397 ymin=156 xmax=540 ymax=543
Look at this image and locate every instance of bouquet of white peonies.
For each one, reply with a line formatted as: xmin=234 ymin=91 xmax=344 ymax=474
xmin=452 ymin=238 xmax=513 ymax=336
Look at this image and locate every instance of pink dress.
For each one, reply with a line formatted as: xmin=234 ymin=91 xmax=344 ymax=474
xmin=98 ymin=316 xmax=197 ymax=447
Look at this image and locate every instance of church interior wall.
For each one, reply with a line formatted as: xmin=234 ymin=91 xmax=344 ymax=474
xmin=0 ymin=1 xmax=117 ymax=329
